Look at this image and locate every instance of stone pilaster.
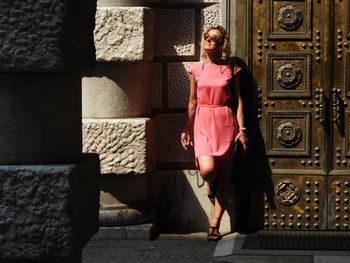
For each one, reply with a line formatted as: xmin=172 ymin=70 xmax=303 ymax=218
xmin=82 ymin=1 xmax=156 ymax=239
xmin=0 ymin=0 xmax=100 ymax=262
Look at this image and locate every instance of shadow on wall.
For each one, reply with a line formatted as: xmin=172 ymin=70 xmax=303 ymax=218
xmin=229 ymin=57 xmax=275 ymax=232
xmin=149 ymin=170 xmax=210 ymax=233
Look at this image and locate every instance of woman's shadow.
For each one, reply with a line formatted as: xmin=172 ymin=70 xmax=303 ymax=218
xmin=227 ymin=57 xmax=275 ymax=233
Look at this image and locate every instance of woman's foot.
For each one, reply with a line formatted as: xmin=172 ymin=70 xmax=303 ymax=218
xmin=207 ymin=226 xmax=222 ymax=241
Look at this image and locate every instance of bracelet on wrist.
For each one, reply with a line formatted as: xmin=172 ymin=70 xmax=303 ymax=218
xmin=239 ymin=127 xmax=246 ymax=131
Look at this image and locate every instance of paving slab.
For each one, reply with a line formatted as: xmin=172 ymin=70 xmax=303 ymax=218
xmin=83 ymin=232 xmax=217 ymax=263
xmin=314 ymin=256 xmax=350 ymax=263
xmin=213 ymin=232 xmax=350 ymax=263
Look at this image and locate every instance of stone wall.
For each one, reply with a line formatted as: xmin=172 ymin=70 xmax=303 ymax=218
xmin=82 ymin=0 xmax=239 ymax=234
xmin=150 ymin=1 xmax=234 ymax=232
xmin=0 ymin=0 xmax=100 ymax=261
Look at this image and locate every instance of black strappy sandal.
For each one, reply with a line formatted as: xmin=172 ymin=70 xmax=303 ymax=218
xmin=207 ymin=226 xmax=222 ymax=242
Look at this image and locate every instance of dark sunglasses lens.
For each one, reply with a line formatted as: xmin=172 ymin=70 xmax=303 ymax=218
xmin=204 ymin=34 xmax=222 ymax=43
xmin=210 ymin=35 xmax=218 ymax=42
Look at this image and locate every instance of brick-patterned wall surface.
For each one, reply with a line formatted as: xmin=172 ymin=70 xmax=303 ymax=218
xmin=153 ymin=3 xmax=223 ymax=165
xmin=154 ymin=9 xmax=195 ymax=57
xmin=201 ymin=4 xmax=222 ymax=31
xmin=151 ymin=63 xmax=163 ymax=109
xmin=167 ymin=62 xmax=192 ymax=108
xmin=155 ymin=114 xmax=194 ymax=164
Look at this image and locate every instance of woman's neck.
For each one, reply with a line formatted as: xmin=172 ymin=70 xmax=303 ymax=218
xmin=205 ymin=51 xmax=221 ymax=65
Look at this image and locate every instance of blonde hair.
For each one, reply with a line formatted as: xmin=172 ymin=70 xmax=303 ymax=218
xmin=200 ymin=25 xmax=231 ymax=61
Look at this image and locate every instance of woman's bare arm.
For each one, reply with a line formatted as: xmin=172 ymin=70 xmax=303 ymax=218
xmin=181 ymin=72 xmax=197 ymax=150
xmin=234 ymin=74 xmax=248 ymax=149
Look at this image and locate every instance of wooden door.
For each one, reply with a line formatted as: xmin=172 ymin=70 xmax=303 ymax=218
xmin=329 ymin=0 xmax=350 ymax=230
xmin=248 ymin=0 xmax=350 ymax=230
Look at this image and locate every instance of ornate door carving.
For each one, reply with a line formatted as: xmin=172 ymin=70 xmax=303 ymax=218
xmin=329 ymin=0 xmax=350 ymax=230
xmin=249 ymin=0 xmax=350 ymax=230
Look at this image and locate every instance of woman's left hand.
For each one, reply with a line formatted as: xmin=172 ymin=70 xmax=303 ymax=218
xmin=235 ymin=131 xmax=248 ymax=149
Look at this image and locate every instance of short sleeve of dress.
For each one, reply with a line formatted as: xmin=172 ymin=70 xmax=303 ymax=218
xmin=188 ymin=63 xmax=201 ymax=82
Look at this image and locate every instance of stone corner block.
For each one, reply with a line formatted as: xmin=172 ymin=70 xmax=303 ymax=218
xmin=83 ymin=118 xmax=154 ymax=175
xmin=95 ymin=7 xmax=154 ymax=62
xmin=0 ymin=154 xmax=100 ymax=260
xmin=0 ymin=0 xmax=97 ymax=71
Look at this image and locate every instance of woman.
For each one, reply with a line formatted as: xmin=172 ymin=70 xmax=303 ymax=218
xmin=180 ymin=26 xmax=247 ymax=241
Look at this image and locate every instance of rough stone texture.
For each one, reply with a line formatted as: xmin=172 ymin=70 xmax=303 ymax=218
xmin=0 ymin=0 xmax=96 ymax=71
xmin=0 ymin=154 xmax=100 ymax=260
xmin=82 ymin=118 xmax=154 ymax=175
xmin=82 ymin=63 xmax=151 ymax=118
xmin=168 ymin=62 xmax=192 ymax=108
xmin=0 ymin=72 xmax=82 ymax=164
xmin=149 ymin=170 xmax=233 ymax=233
xmin=154 ymin=9 xmax=195 ymax=57
xmin=151 ymin=63 xmax=163 ymax=109
xmin=201 ymin=3 xmax=222 ymax=31
xmin=155 ymin=113 xmax=193 ymax=163
xmin=94 ymin=7 xmax=154 ymax=62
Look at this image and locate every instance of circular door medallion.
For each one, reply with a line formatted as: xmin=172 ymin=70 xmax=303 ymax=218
xmin=278 ymin=5 xmax=303 ymax=31
xmin=276 ymin=63 xmax=302 ymax=89
xmin=276 ymin=121 xmax=302 ymax=147
xmin=275 ymin=179 xmax=300 ymax=205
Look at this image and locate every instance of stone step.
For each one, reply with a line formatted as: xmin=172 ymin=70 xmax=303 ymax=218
xmin=92 ymin=223 xmax=157 ymax=240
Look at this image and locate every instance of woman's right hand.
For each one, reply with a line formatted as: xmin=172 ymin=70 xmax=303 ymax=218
xmin=181 ymin=131 xmax=193 ymax=150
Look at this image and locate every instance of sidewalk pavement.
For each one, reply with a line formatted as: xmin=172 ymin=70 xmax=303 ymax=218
xmin=213 ymin=232 xmax=350 ymax=263
xmin=83 ymin=232 xmax=350 ymax=263
xmin=82 ymin=232 xmax=217 ymax=263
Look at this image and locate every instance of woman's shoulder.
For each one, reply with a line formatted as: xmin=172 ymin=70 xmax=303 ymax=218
xmin=188 ymin=62 xmax=203 ymax=75
xmin=189 ymin=62 xmax=203 ymax=70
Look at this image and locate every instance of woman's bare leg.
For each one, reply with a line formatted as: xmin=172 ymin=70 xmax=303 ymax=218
xmin=210 ymin=152 xmax=234 ymax=228
xmin=197 ymin=155 xmax=217 ymax=183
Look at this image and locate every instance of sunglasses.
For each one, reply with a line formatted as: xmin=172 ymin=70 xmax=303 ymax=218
xmin=203 ymin=33 xmax=223 ymax=44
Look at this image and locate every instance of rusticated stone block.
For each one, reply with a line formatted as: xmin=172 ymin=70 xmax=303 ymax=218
xmin=0 ymin=0 xmax=97 ymax=71
xmin=82 ymin=118 xmax=154 ymax=175
xmin=94 ymin=7 xmax=154 ymax=62
xmin=0 ymin=154 xmax=100 ymax=260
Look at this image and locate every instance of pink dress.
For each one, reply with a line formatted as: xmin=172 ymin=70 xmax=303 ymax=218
xmin=189 ymin=62 xmax=241 ymax=158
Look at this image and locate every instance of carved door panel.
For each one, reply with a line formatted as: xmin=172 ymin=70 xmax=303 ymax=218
xmin=329 ymin=0 xmax=350 ymax=230
xmin=250 ymin=0 xmax=344 ymax=230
